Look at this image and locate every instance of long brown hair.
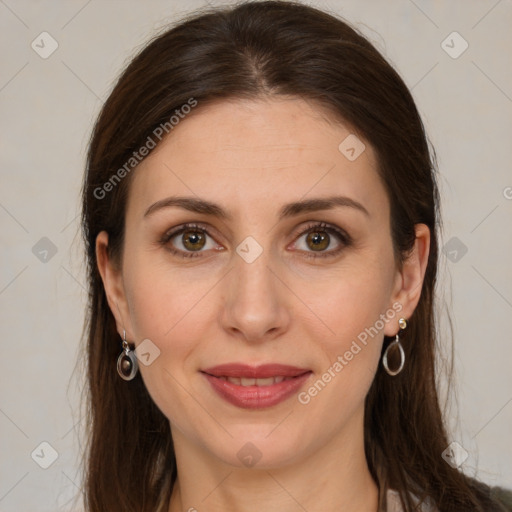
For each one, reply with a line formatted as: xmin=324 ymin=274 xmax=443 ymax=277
xmin=80 ymin=2 xmax=508 ymax=510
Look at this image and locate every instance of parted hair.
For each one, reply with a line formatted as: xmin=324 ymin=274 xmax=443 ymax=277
xmin=80 ymin=2 xmax=510 ymax=511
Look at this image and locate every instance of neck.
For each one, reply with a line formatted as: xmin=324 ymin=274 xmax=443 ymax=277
xmin=167 ymin=407 xmax=379 ymax=512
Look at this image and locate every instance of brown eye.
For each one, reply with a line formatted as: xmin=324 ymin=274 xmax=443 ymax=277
xmin=305 ymin=230 xmax=330 ymax=251
xmin=181 ymin=229 xmax=206 ymax=251
xmin=160 ymin=223 xmax=219 ymax=258
xmin=294 ymin=221 xmax=351 ymax=259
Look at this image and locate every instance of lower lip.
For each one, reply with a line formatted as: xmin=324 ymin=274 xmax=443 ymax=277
xmin=202 ymin=372 xmax=312 ymax=409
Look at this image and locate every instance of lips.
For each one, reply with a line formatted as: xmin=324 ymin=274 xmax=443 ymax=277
xmin=201 ymin=363 xmax=312 ymax=409
xmin=217 ymin=375 xmax=290 ymax=386
xmin=201 ymin=363 xmax=310 ymax=379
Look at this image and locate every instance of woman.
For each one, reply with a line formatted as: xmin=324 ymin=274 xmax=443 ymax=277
xmin=80 ymin=1 xmax=512 ymax=510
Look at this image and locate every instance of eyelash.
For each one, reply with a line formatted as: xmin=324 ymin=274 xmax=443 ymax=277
xmin=159 ymin=221 xmax=352 ymax=260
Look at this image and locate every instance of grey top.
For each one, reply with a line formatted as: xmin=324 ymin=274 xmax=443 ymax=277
xmin=386 ymin=487 xmax=512 ymax=512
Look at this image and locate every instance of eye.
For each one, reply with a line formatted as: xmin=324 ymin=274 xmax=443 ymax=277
xmin=159 ymin=221 xmax=351 ymax=260
xmin=160 ymin=223 xmax=220 ymax=258
xmin=292 ymin=221 xmax=351 ymax=259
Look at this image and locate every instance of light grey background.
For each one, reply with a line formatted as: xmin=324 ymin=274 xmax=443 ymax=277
xmin=1 ymin=0 xmax=511 ymax=510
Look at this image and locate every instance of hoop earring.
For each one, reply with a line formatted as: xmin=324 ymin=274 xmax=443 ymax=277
xmin=117 ymin=329 xmax=138 ymax=381
xmin=382 ymin=317 xmax=407 ymax=376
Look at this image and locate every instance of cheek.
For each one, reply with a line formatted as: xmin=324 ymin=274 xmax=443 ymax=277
xmin=300 ymin=256 xmax=396 ymax=351
xmin=123 ymin=244 xmax=219 ymax=339
xmin=121 ymin=251 xmax=224 ymax=422
xmin=293 ymin=255 xmax=397 ymax=404
xmin=292 ymin=280 xmax=391 ymax=438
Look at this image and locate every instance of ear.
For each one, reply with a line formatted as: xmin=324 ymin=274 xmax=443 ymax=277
xmin=95 ymin=230 xmax=133 ymax=339
xmin=384 ymin=223 xmax=430 ymax=336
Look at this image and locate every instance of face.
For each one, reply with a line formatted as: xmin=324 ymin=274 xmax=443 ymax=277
xmin=97 ymin=97 xmax=428 ymax=469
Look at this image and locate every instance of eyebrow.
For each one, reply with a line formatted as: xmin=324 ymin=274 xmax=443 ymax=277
xmin=143 ymin=195 xmax=369 ymax=220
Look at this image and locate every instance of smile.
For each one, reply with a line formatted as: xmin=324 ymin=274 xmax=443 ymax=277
xmin=201 ymin=363 xmax=312 ymax=409
xmin=216 ymin=376 xmax=293 ymax=386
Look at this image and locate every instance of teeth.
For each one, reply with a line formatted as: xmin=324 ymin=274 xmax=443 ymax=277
xmin=223 ymin=376 xmax=292 ymax=386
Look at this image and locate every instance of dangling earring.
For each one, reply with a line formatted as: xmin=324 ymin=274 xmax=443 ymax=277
xmin=382 ymin=317 xmax=407 ymax=376
xmin=117 ymin=329 xmax=139 ymax=381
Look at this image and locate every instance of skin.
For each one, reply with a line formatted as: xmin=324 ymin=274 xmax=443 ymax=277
xmin=96 ymin=97 xmax=430 ymax=512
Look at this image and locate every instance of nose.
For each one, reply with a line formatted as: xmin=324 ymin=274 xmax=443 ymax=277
xmin=220 ymin=246 xmax=291 ymax=344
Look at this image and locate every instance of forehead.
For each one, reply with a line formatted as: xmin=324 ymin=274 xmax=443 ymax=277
xmin=126 ymin=97 xmax=387 ymax=220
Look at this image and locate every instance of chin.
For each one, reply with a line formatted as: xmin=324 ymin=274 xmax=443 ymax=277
xmin=209 ymin=430 xmax=309 ymax=470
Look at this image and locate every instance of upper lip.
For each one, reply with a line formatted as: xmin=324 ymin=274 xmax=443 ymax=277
xmin=201 ymin=363 xmax=311 ymax=379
